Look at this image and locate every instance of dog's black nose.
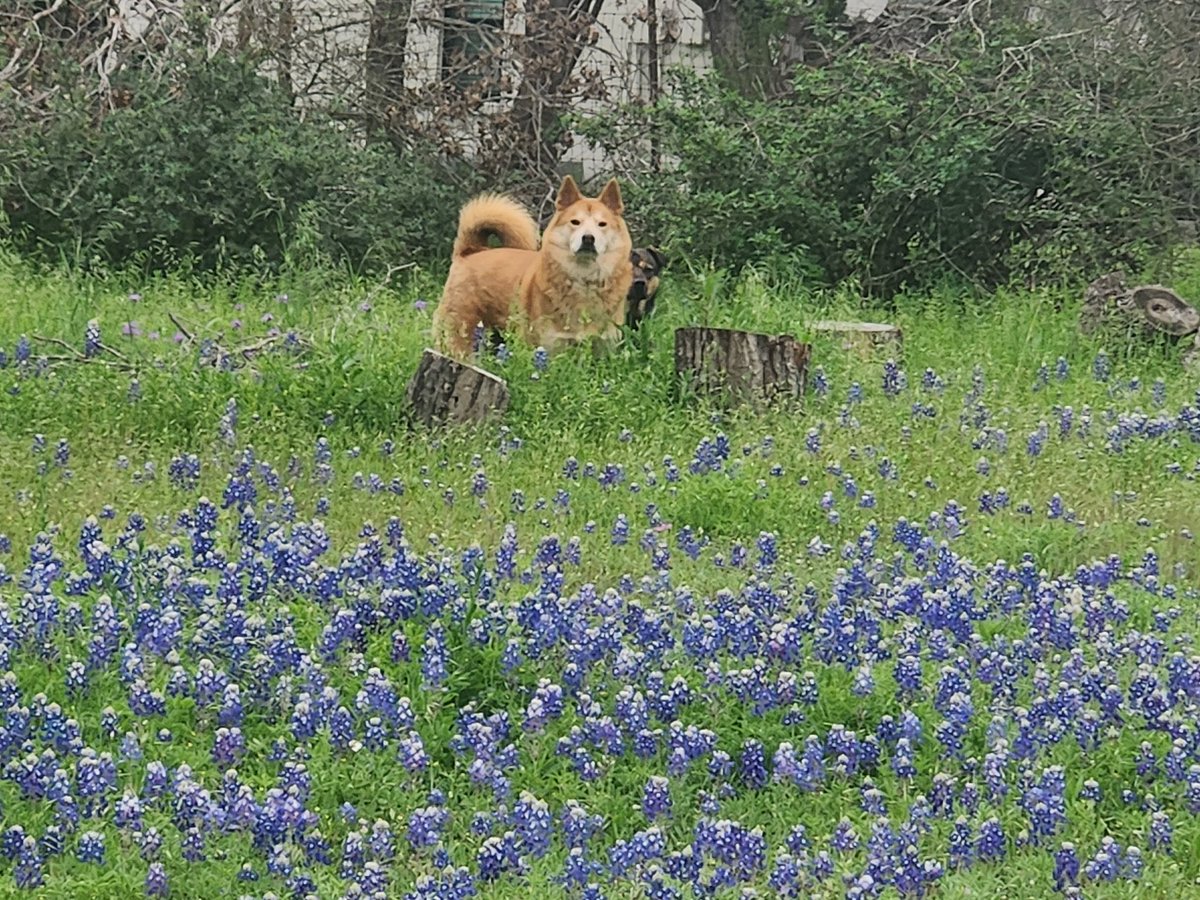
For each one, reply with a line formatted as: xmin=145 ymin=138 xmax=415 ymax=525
xmin=579 ymin=234 xmax=596 ymax=252
xmin=629 ymin=279 xmax=648 ymax=301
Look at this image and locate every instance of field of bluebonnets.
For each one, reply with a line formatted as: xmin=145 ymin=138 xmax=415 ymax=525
xmin=0 ymin=245 xmax=1199 ymax=900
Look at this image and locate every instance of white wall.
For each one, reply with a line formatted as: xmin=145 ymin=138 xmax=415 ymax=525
xmin=162 ymin=0 xmax=895 ymax=178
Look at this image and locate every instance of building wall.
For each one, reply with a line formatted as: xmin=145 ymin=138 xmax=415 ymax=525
xmin=119 ymin=0 xmax=894 ymax=177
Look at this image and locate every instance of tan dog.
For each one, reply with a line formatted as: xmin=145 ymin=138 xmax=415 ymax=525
xmin=432 ymin=176 xmax=633 ymax=357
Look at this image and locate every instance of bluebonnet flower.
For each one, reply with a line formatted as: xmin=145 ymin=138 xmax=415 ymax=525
xmin=1148 ymin=811 xmax=1172 ymax=853
xmin=1122 ymin=846 xmax=1144 ymax=880
xmin=1083 ymin=837 xmax=1122 ymax=883
xmin=397 ymin=731 xmax=429 ymax=772
xmin=83 ymin=320 xmax=101 ymax=358
xmin=211 ymin=727 xmax=246 ymax=766
xmin=561 ymin=800 xmax=603 ymax=849
xmin=145 ymin=861 xmax=169 ymax=897
xmin=512 ymin=791 xmax=553 ymax=857
xmin=1033 ymin=363 xmax=1049 ymax=390
xmin=756 ymin=531 xmax=778 ymax=569
xmin=477 ymin=832 xmax=525 ymax=881
xmin=611 ymin=514 xmax=629 ymax=545
xmin=421 ymin=623 xmax=448 ymax=690
xmin=830 ymin=818 xmax=859 ymax=852
xmin=181 ymin=827 xmax=206 ymax=863
xmin=642 ymin=776 xmax=672 ymax=820
xmin=891 ymin=737 xmax=917 ymax=780
xmin=1027 ymin=421 xmax=1049 ymax=457
xmin=810 ymin=365 xmax=829 ymax=396
xmin=14 ymin=836 xmax=43 ymax=888
xmin=562 ymin=846 xmax=603 ymax=888
xmin=367 ymin=820 xmax=396 ymax=864
xmin=76 ymin=831 xmax=106 ymax=865
xmin=408 ymin=807 xmax=449 ymax=849
xmin=976 ymin=818 xmax=1006 ymax=862
xmin=947 ymin=817 xmax=974 ymax=869
xmin=41 ymin=822 xmax=67 ymax=859
xmin=882 ymin=359 xmax=907 ymax=397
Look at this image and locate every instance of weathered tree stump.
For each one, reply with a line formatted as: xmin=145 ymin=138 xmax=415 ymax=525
xmin=1131 ymin=286 xmax=1200 ymax=336
xmin=1080 ymin=272 xmax=1200 ymax=341
xmin=405 ymin=349 xmax=509 ymax=428
xmin=674 ymin=327 xmax=810 ymax=408
xmin=1184 ymin=333 xmax=1200 ymax=375
xmin=811 ymin=320 xmax=903 ymax=358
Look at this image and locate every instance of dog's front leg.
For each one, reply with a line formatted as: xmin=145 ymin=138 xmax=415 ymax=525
xmin=590 ymin=322 xmax=624 ymax=358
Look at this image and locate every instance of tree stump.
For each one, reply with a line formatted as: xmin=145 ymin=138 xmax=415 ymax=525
xmin=674 ymin=327 xmax=810 ymax=408
xmin=1131 ymin=286 xmax=1200 ymax=336
xmin=811 ymin=320 xmax=903 ymax=358
xmin=1080 ymin=272 xmax=1200 ymax=341
xmin=405 ymin=349 xmax=509 ymax=428
xmin=1184 ymin=332 xmax=1200 ymax=375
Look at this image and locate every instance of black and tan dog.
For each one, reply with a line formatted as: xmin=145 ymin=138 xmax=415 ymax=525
xmin=626 ymin=247 xmax=668 ymax=329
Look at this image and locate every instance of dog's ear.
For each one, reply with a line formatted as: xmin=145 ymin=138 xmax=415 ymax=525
xmin=556 ymin=175 xmax=583 ymax=210
xmin=647 ymin=246 xmax=667 ymax=271
xmin=598 ymin=178 xmax=624 ymax=215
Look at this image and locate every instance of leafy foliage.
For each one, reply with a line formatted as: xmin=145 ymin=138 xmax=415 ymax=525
xmin=0 ymin=54 xmax=467 ymax=274
xmin=579 ymin=14 xmax=1199 ymax=295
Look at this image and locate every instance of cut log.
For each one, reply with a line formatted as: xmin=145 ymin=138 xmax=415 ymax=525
xmin=405 ymin=348 xmax=509 ymax=428
xmin=812 ymin=320 xmax=903 ymax=358
xmin=1184 ymin=332 xmax=1200 ymax=375
xmin=1132 ymin=286 xmax=1200 ymax=336
xmin=1080 ymin=272 xmax=1200 ymax=341
xmin=1080 ymin=271 xmax=1129 ymax=336
xmin=674 ymin=327 xmax=810 ymax=408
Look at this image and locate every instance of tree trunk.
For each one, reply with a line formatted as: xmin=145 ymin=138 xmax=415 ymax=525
xmin=1080 ymin=272 xmax=1200 ymax=341
xmin=507 ymin=0 xmax=604 ymax=181
xmin=236 ymin=0 xmax=257 ymax=51
xmin=674 ymin=326 xmax=810 ymax=408
xmin=646 ymin=0 xmax=661 ymax=169
xmin=276 ymin=0 xmax=296 ymax=103
xmin=693 ymin=0 xmax=761 ymax=95
xmin=406 ymin=349 xmax=510 ymax=427
xmin=365 ymin=0 xmax=411 ymax=141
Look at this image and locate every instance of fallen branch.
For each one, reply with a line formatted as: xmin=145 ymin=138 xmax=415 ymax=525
xmin=167 ymin=312 xmax=195 ymax=343
xmin=37 ymin=354 xmax=134 ymax=371
xmin=29 ymin=324 xmax=309 ymax=377
xmin=30 ymin=340 xmax=139 ymax=374
xmin=36 ymin=334 xmax=129 ymax=360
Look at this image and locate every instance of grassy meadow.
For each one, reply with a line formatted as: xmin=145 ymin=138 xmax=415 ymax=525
xmin=0 ymin=244 xmax=1198 ymax=899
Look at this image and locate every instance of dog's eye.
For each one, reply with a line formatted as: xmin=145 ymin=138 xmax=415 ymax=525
xmin=570 ymin=219 xmax=581 ymax=226
xmin=597 ymin=221 xmax=607 ymax=227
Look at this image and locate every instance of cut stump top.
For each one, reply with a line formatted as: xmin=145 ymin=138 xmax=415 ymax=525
xmin=811 ymin=320 xmax=903 ymax=359
xmin=811 ymin=320 xmax=901 ymax=335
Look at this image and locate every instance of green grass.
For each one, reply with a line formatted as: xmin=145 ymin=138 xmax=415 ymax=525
xmin=0 ymin=244 xmax=1198 ymax=898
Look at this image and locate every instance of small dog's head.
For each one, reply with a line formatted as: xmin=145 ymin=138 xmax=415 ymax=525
xmin=626 ymin=246 xmax=668 ymax=329
xmin=543 ymin=176 xmax=632 ymax=268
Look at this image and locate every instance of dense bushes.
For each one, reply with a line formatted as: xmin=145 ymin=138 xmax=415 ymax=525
xmin=577 ymin=30 xmax=1198 ymax=295
xmin=0 ymin=55 xmax=466 ymax=274
xmin=2 ymin=6 xmax=1197 ymax=291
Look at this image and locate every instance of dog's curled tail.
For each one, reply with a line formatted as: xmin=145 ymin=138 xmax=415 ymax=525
xmin=452 ymin=194 xmax=539 ymax=260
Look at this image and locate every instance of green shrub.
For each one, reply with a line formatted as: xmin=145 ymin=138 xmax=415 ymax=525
xmin=578 ymin=35 xmax=1196 ymax=296
xmin=0 ymin=54 xmax=466 ymax=274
